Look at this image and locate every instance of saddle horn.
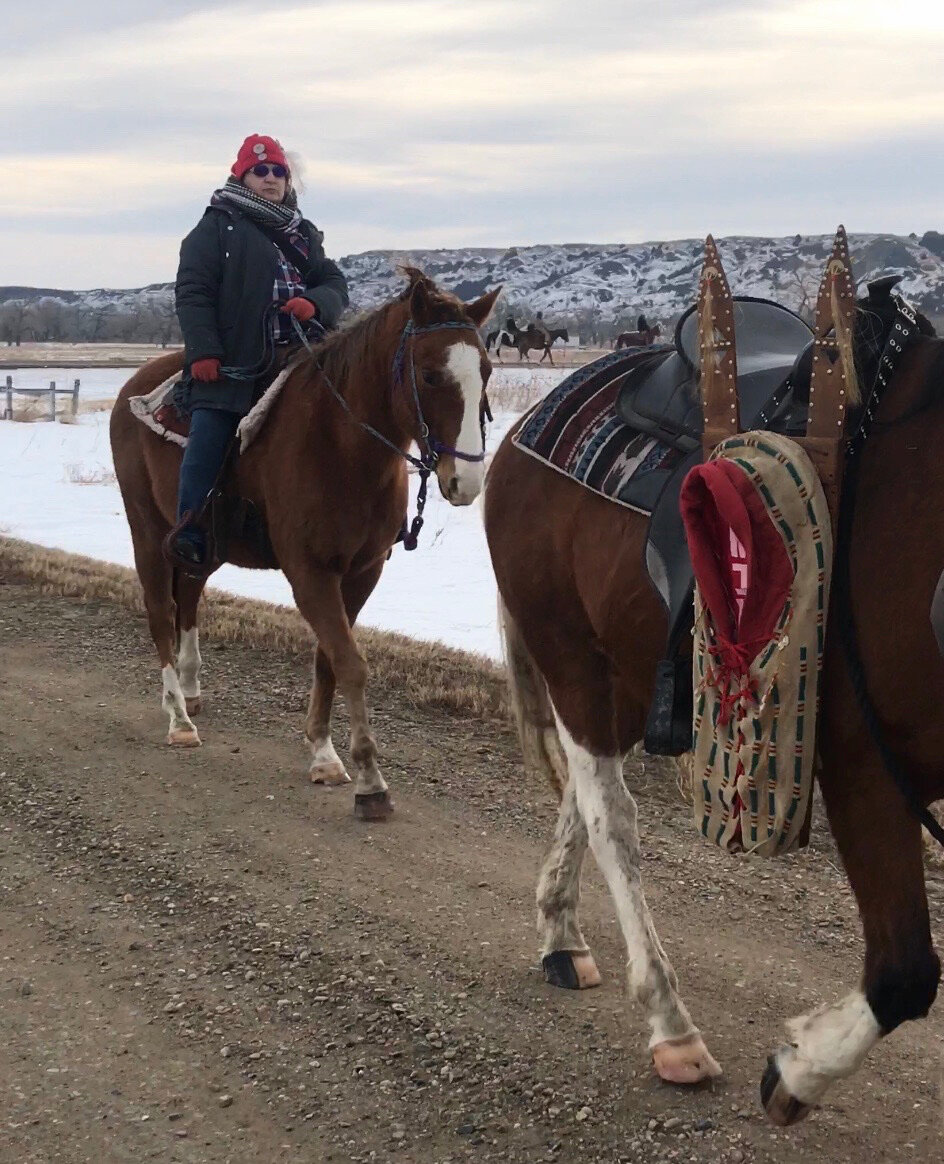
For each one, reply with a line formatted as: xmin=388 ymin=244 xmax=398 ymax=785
xmin=697 ymin=235 xmax=739 ymax=453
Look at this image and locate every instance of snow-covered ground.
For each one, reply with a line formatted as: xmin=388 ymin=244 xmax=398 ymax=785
xmin=0 ymin=365 xmax=563 ymax=658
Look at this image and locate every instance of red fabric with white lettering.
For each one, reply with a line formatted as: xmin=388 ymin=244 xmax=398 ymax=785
xmin=680 ymin=458 xmax=793 ymax=669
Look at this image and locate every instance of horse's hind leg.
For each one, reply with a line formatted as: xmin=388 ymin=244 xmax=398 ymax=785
xmin=541 ymin=638 xmax=719 ymax=1083
xmin=501 ymin=601 xmax=599 ymax=988
xmin=537 ymin=778 xmax=601 ymax=990
xmin=128 ymin=519 xmax=199 ymax=747
xmin=175 ymin=573 xmax=206 ymax=718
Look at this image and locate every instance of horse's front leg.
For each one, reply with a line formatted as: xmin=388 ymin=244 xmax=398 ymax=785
xmin=305 ymin=646 xmax=350 ymax=786
xmin=290 ymin=563 xmax=392 ymax=820
xmin=762 ymin=763 xmax=940 ymax=1125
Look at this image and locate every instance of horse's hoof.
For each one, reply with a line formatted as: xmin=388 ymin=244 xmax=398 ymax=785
xmin=761 ymin=1053 xmax=812 ymax=1126
xmin=167 ymin=726 xmax=201 ymax=748
xmin=542 ymin=951 xmax=602 ymax=990
xmin=354 ymin=791 xmax=394 ymax=821
xmin=309 ymin=761 xmax=351 ymax=787
xmin=652 ymin=1034 xmax=722 ymax=1085
xmin=185 ymin=696 xmax=202 ymax=717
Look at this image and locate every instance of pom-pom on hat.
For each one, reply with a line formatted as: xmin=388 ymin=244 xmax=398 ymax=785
xmin=231 ymin=134 xmax=290 ymax=179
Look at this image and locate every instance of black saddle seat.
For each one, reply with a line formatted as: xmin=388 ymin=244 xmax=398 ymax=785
xmin=617 ymin=297 xmax=813 ymax=451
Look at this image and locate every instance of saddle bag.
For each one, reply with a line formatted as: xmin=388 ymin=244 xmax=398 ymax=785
xmin=681 ymin=431 xmax=833 ymax=857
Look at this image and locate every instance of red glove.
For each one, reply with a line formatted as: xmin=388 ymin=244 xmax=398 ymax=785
xmin=191 ymin=358 xmax=221 ymax=383
xmin=281 ymin=297 xmax=316 ymax=322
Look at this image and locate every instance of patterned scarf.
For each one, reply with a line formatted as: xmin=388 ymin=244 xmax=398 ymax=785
xmin=210 ymin=176 xmax=303 ymax=234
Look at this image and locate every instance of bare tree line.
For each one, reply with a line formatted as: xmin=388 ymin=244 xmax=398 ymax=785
xmin=0 ymin=295 xmax=181 ymax=347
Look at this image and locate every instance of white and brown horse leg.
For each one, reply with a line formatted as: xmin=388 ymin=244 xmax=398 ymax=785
xmin=174 ymin=573 xmax=206 ymax=719
xmin=552 ymin=712 xmax=720 ymax=1083
xmin=290 ymin=562 xmax=391 ymax=819
xmin=513 ymin=611 xmax=719 ymax=1082
xmin=305 ymin=646 xmax=350 ymax=786
xmin=762 ymin=764 xmax=939 ymax=1125
xmin=536 ymin=778 xmax=601 ymax=989
xmin=502 ymin=605 xmax=601 ymax=987
xmin=128 ymin=515 xmax=199 ymax=747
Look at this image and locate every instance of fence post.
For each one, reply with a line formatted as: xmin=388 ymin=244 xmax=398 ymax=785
xmin=72 ymin=378 xmax=80 ymax=416
xmin=4 ymin=374 xmax=11 ymax=421
xmin=50 ymin=379 xmax=56 ymax=422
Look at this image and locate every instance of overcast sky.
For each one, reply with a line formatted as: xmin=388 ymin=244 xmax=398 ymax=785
xmin=3 ymin=0 xmax=943 ymax=288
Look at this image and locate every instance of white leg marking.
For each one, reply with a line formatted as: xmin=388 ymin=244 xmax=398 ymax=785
xmin=162 ymin=664 xmax=199 ymax=745
xmin=777 ymin=991 xmax=881 ymax=1106
xmin=353 ymin=761 xmax=388 ymax=798
xmin=177 ymin=627 xmax=201 ymax=701
xmin=307 ymin=735 xmax=351 ymax=785
xmin=537 ymin=778 xmax=590 ymax=956
xmin=443 ymin=342 xmax=485 ymax=504
xmin=554 ymin=712 xmax=698 ymax=1049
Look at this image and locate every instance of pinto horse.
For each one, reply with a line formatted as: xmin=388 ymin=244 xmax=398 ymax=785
xmin=615 ymin=322 xmax=662 ymax=348
xmin=484 ymin=278 xmax=944 ymax=1116
xmin=111 ymin=271 xmax=499 ymax=819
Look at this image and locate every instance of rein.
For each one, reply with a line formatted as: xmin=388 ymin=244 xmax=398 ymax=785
xmin=290 ymin=315 xmax=489 ymax=551
xmin=832 ymin=297 xmax=944 ymax=848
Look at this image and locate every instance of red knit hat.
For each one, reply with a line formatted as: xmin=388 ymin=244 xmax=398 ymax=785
xmin=231 ymin=134 xmax=290 ymax=179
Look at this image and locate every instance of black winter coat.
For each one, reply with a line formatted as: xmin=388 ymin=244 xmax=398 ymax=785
xmin=175 ymin=204 xmax=349 ymax=414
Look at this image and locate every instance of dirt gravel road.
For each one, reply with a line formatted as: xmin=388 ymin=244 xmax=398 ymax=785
xmin=1 ymin=582 xmax=942 ymax=1162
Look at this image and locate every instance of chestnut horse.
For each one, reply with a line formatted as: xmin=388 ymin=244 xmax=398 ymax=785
xmin=615 ymin=322 xmax=662 ymax=348
xmin=111 ymin=271 xmax=498 ymax=819
xmin=484 ymin=281 xmax=944 ymax=1117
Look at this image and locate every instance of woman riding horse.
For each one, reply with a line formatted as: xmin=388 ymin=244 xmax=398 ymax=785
xmin=167 ymin=134 xmax=349 ymax=570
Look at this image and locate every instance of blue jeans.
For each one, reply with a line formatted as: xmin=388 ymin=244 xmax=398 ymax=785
xmin=176 ymin=408 xmax=240 ymax=538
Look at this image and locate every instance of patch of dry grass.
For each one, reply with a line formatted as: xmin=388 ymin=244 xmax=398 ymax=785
xmin=0 ymin=535 xmax=510 ymax=723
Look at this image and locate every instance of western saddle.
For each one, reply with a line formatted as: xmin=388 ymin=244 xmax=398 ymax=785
xmin=633 ymin=229 xmax=858 ymax=754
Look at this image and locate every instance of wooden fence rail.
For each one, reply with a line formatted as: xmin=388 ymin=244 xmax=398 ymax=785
xmin=2 ymin=375 xmax=81 ymax=421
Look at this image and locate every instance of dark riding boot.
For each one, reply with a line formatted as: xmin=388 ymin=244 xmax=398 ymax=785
xmin=165 ymin=407 xmax=240 ymax=570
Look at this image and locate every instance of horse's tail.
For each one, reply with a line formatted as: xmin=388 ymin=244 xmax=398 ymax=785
xmin=498 ymin=597 xmax=568 ymax=801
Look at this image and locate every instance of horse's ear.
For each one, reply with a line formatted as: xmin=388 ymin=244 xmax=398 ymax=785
xmin=410 ymin=278 xmax=433 ymax=325
xmin=465 ymin=285 xmax=502 ymax=328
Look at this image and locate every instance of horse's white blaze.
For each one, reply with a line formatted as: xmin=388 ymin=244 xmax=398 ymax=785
xmin=552 ymin=712 xmax=699 ymax=1049
xmin=777 ymin=990 xmax=881 ymax=1105
xmin=162 ymin=664 xmax=195 ymax=735
xmin=444 ymin=341 xmax=485 ymax=504
xmin=177 ymin=628 xmax=201 ymax=700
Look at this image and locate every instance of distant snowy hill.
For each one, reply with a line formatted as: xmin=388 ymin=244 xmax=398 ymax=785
xmin=4 ymin=232 xmax=944 ymax=329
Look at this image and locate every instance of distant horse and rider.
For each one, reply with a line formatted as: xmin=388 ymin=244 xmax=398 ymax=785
xmin=486 ymin=314 xmax=569 ymax=364
xmin=615 ymin=313 xmax=662 ymax=349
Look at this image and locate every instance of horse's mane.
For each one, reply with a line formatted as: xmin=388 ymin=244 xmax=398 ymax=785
xmin=311 ymin=267 xmax=473 ymax=387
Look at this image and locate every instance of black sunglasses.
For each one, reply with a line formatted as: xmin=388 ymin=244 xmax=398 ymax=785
xmin=250 ymin=163 xmax=287 ymax=179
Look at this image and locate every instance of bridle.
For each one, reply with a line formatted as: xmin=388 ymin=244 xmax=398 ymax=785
xmin=290 ymin=315 xmax=491 ymax=550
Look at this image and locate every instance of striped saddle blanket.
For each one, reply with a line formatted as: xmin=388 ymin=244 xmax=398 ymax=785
xmin=512 ymin=348 xmax=687 ymax=515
